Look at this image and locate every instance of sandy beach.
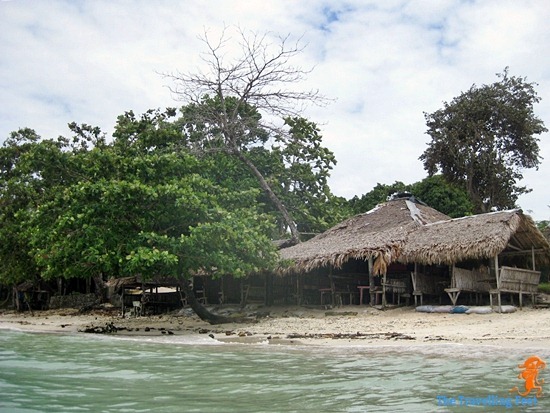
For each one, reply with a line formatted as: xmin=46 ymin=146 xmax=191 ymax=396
xmin=2 ymin=304 xmax=550 ymax=350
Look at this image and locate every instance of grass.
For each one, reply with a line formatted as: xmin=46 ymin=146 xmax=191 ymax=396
xmin=538 ymin=283 xmax=550 ymax=294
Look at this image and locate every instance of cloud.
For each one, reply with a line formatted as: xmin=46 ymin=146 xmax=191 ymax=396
xmin=1 ymin=0 xmax=549 ymax=221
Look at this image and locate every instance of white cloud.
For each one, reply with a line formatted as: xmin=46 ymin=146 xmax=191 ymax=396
xmin=1 ymin=0 xmax=549 ymax=221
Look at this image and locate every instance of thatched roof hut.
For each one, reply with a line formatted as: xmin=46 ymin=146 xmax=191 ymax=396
xmin=106 ymin=275 xmax=182 ymax=294
xmin=279 ymin=196 xmax=450 ymax=275
xmin=400 ymin=209 xmax=550 ymax=267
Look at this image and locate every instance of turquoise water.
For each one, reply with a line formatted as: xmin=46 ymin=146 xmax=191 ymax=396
xmin=0 ymin=329 xmax=548 ymax=412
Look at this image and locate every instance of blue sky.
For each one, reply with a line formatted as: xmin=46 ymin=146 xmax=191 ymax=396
xmin=1 ymin=0 xmax=549 ymax=220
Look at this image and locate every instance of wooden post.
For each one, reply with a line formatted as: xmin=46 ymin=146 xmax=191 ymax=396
xmin=382 ymin=271 xmax=387 ymax=308
xmin=451 ymin=265 xmax=455 ymax=288
xmin=494 ymin=255 xmax=500 ymax=289
xmin=532 ymin=246 xmax=536 ymax=271
xmin=328 ymin=265 xmax=335 ymax=307
xmin=368 ymin=257 xmax=375 ymax=306
xmin=494 ymin=254 xmax=501 ymax=313
xmin=296 ymin=275 xmax=300 ymax=305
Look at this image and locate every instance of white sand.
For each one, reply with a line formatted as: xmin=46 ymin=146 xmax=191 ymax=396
xmin=2 ymin=305 xmax=550 ymax=350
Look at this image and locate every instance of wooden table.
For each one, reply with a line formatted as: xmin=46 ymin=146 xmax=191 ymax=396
xmin=319 ymin=288 xmax=333 ymax=305
xmin=357 ymin=286 xmax=370 ymax=305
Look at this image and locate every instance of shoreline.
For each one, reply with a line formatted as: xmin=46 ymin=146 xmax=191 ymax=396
xmin=2 ymin=305 xmax=550 ymax=352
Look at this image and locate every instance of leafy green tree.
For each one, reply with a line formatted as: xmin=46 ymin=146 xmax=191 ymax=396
xmin=164 ymin=27 xmax=331 ymax=243
xmin=348 ymin=176 xmax=473 ymax=218
xmin=1 ymin=121 xmax=280 ymax=323
xmin=175 ymin=96 xmax=339 ymax=239
xmin=421 ymin=68 xmax=547 ymax=213
xmin=410 ymin=175 xmax=473 ymax=218
xmin=348 ymin=182 xmax=409 ymax=214
xmin=0 ymin=129 xmax=75 ymax=285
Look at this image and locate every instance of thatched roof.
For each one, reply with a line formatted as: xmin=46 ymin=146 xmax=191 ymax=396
xmin=279 ymin=197 xmax=450 ymax=274
xmin=106 ymin=275 xmax=182 ymax=292
xmin=400 ymin=209 xmax=550 ymax=266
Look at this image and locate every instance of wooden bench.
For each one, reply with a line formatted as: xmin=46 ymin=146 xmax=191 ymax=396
xmin=489 ymin=266 xmax=541 ymax=311
xmin=382 ymin=278 xmax=409 ymax=306
xmin=444 ymin=267 xmax=492 ymax=306
xmin=321 ymin=276 xmax=359 ymax=307
xmin=411 ymin=272 xmax=446 ymax=306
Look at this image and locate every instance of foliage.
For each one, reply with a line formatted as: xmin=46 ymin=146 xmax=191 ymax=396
xmin=0 ymin=121 xmax=280 ymax=287
xmin=0 ymin=129 xmax=74 ymax=284
xmin=420 ymin=68 xmax=547 ymax=213
xmin=538 ymin=283 xmax=550 ymax=294
xmin=348 ymin=176 xmax=474 ymax=218
xmin=409 ymin=175 xmax=474 ymax=218
xmin=537 ymin=220 xmax=549 ymax=232
xmin=164 ymin=27 xmax=331 ymax=242
xmin=348 ymin=182 xmax=409 ymax=214
xmin=177 ymin=97 xmax=340 ymax=239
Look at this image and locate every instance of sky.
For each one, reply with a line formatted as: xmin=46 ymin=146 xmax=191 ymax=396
xmin=1 ymin=0 xmax=549 ymax=221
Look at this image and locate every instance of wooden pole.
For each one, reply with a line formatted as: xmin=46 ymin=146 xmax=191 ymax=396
xmin=494 ymin=254 xmax=501 ymax=313
xmin=382 ymin=271 xmax=387 ymax=308
xmin=494 ymin=255 xmax=500 ymax=289
xmin=368 ymin=257 xmax=374 ymax=306
xmin=329 ymin=265 xmax=335 ymax=306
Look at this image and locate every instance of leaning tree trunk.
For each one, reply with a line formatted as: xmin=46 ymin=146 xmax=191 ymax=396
xmin=234 ymin=150 xmax=301 ymax=244
xmin=179 ymin=279 xmax=253 ymax=325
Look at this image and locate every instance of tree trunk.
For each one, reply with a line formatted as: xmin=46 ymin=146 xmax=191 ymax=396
xmin=93 ymin=274 xmax=106 ymax=299
xmin=179 ymin=279 xmax=254 ymax=325
xmin=234 ymin=150 xmax=301 ymax=244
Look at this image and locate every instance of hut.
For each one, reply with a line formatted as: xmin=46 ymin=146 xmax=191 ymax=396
xmin=278 ymin=195 xmax=450 ymax=306
xmin=400 ymin=209 xmax=550 ymax=310
xmin=13 ymin=281 xmax=50 ymax=312
xmin=107 ymin=276 xmax=185 ymax=316
xmin=278 ymin=195 xmax=550 ymax=309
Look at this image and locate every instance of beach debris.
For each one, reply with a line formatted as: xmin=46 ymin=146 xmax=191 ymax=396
xmin=286 ymin=332 xmax=415 ymax=340
xmin=425 ymin=335 xmax=448 ymax=341
xmin=324 ymin=311 xmax=358 ymax=317
xmin=79 ymin=322 xmax=122 ymax=334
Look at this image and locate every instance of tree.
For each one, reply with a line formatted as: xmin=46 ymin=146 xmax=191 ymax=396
xmin=0 ymin=120 xmax=280 ymax=323
xmin=348 ymin=176 xmax=473 ymax=218
xmin=0 ymin=129 xmax=74 ymax=286
xmin=163 ymin=27 xmax=331 ymax=243
xmin=348 ymin=182 xmax=409 ymax=214
xmin=410 ymin=175 xmax=473 ymax=218
xmin=420 ymin=68 xmax=547 ymax=213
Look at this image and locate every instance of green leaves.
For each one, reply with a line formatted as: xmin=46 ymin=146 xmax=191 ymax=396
xmin=421 ymin=69 xmax=547 ymax=213
xmin=348 ymin=177 xmax=474 ymax=218
xmin=0 ymin=117 xmax=280 ymax=286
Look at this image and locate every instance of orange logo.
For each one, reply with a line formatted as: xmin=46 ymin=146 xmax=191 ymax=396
xmin=510 ymin=356 xmax=546 ymax=398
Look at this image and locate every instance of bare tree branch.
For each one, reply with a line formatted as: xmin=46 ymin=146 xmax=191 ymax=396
xmin=160 ymin=26 xmax=333 ymax=243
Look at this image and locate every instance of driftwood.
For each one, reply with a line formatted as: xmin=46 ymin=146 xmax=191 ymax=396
xmin=79 ymin=322 xmax=176 ymax=335
xmin=79 ymin=322 xmax=122 ymax=334
xmin=286 ymin=331 xmax=415 ymax=340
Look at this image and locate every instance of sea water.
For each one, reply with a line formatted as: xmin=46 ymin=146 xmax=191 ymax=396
xmin=0 ymin=329 xmax=548 ymax=413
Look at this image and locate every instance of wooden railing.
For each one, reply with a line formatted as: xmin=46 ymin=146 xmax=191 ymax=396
xmin=490 ymin=266 xmax=541 ymax=310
